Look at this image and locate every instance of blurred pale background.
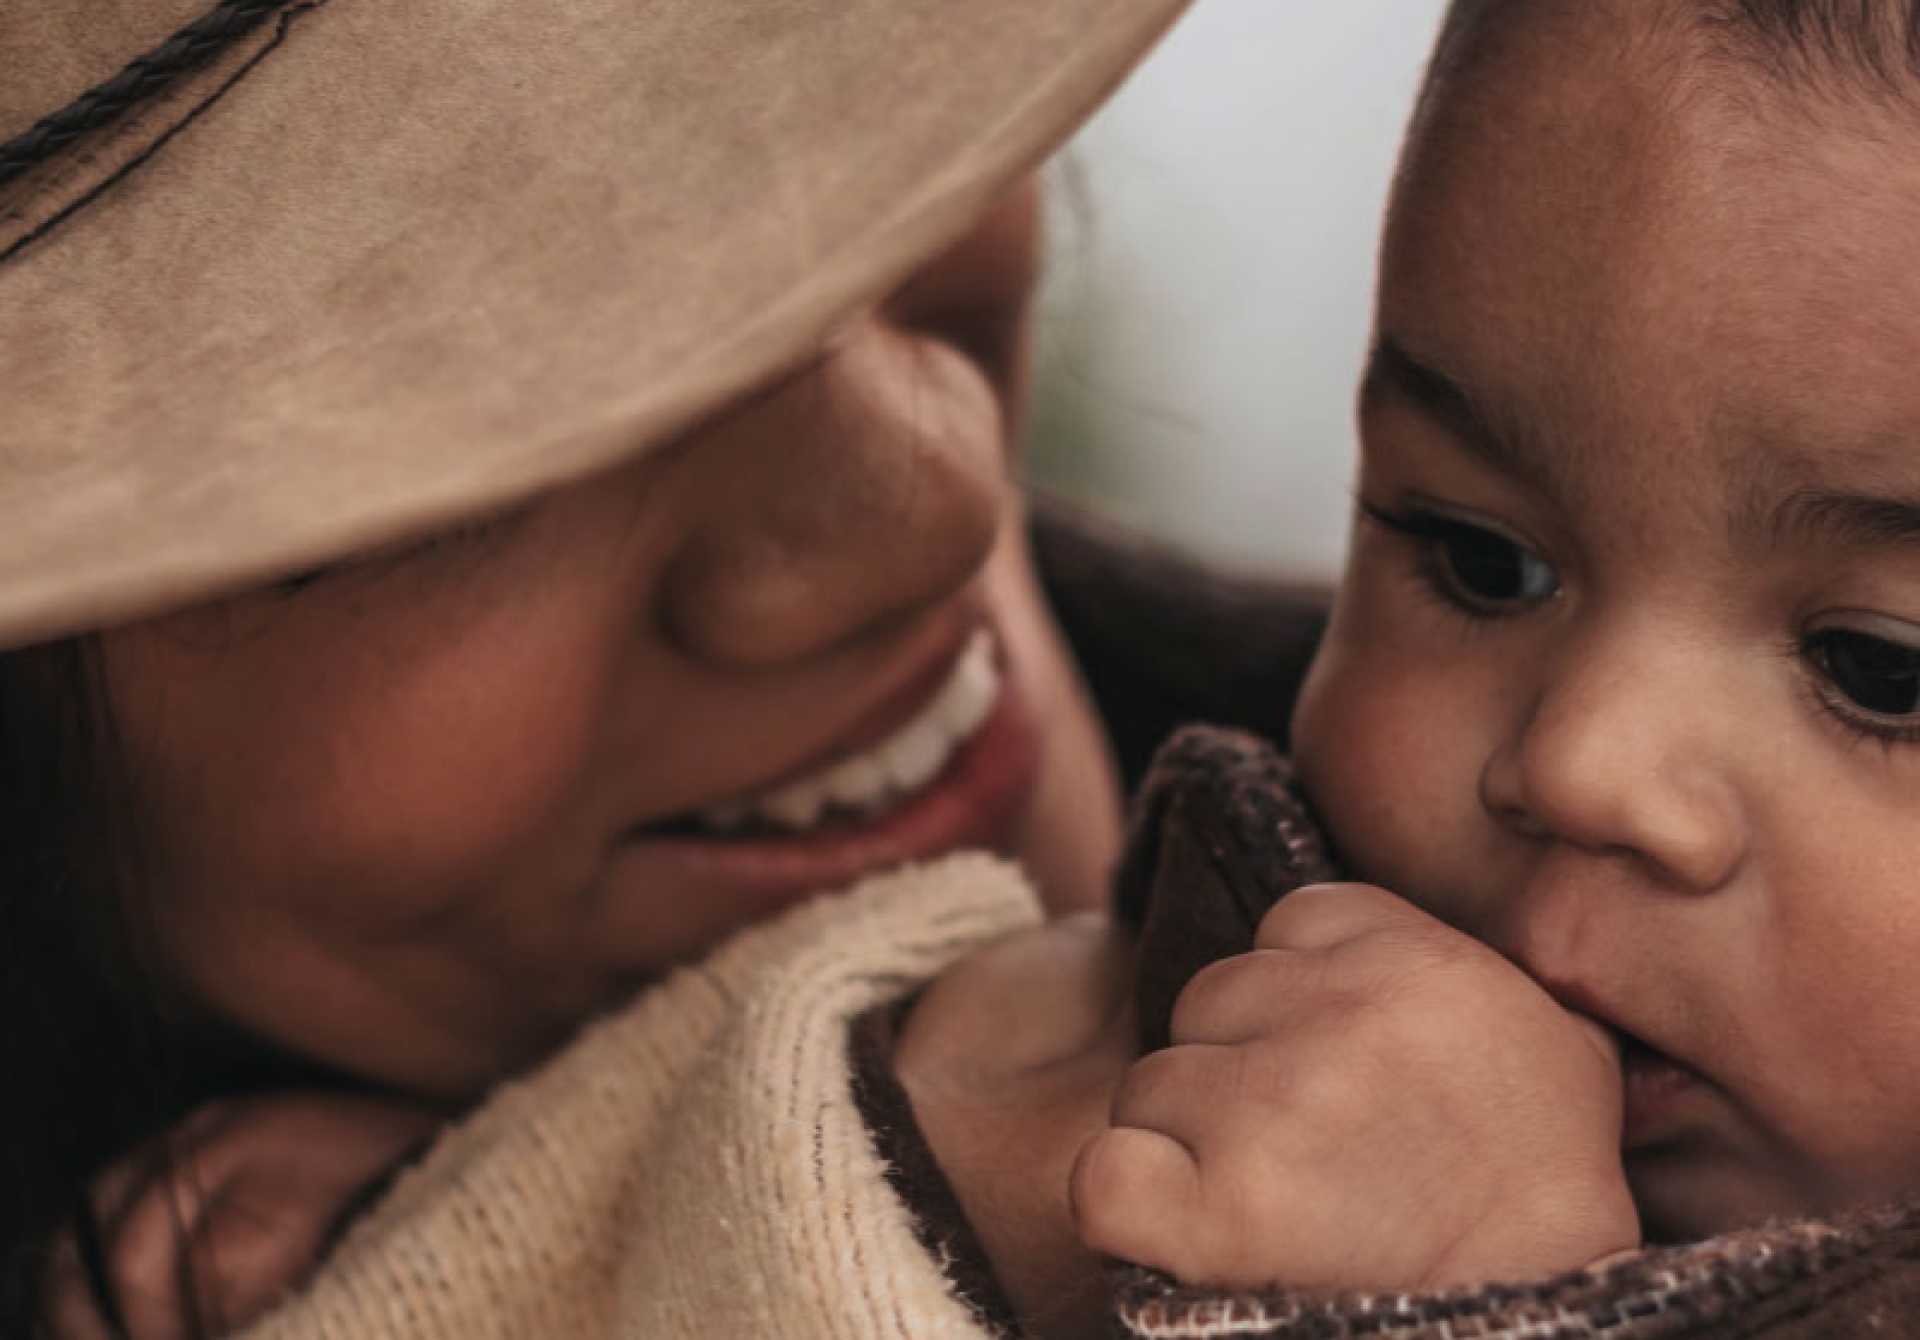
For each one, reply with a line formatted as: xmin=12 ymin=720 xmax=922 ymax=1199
xmin=1029 ymin=1 xmax=1450 ymax=583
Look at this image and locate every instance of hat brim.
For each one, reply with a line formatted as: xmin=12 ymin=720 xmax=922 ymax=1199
xmin=0 ymin=0 xmax=1189 ymax=647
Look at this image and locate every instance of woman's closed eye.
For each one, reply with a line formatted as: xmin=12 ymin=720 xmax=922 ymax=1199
xmin=1802 ymin=620 xmax=1920 ymax=743
xmin=1358 ymin=499 xmax=1560 ymax=615
xmin=269 ymin=511 xmax=524 ymax=598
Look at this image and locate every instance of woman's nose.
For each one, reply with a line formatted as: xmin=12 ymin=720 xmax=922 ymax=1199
xmin=659 ymin=311 xmax=1006 ymax=667
xmin=1477 ymin=628 xmax=1748 ymax=894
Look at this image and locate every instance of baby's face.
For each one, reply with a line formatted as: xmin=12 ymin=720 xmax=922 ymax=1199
xmin=1294 ymin=2 xmax=1920 ymax=1240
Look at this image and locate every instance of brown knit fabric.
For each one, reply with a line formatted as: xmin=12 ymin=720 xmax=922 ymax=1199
xmin=1118 ymin=726 xmax=1337 ymax=1054
xmin=1112 ymin=1205 xmax=1920 ymax=1339
xmin=1104 ymin=726 xmax=1920 ymax=1340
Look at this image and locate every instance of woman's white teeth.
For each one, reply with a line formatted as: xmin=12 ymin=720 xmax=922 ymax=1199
xmin=825 ymin=755 xmax=887 ymax=807
xmin=698 ymin=630 xmax=1000 ymax=834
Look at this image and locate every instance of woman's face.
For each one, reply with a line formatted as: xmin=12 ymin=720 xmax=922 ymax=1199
xmin=101 ymin=181 xmax=1121 ymax=1100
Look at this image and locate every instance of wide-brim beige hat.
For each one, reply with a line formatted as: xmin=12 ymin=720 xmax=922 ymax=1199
xmin=0 ymin=0 xmax=1189 ymax=650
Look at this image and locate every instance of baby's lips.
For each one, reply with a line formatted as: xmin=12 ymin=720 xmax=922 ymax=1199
xmin=1519 ymin=966 xmax=1631 ymax=1084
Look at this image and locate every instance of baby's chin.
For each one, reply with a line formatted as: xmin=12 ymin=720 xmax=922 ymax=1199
xmin=1628 ymin=1145 xmax=1852 ymax=1244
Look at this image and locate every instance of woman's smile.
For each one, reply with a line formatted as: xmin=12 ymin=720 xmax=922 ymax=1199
xmin=612 ymin=615 xmax=1044 ymax=917
xmin=680 ymin=625 xmax=1007 ymax=836
xmin=85 ymin=180 xmax=1123 ymax=1099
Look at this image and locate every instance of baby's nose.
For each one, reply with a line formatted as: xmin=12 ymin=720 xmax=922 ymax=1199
xmin=659 ymin=313 xmax=1006 ymax=668
xmin=1478 ymin=628 xmax=1748 ymax=895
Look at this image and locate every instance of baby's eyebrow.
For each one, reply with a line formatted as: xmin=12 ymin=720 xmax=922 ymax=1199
xmin=1762 ymin=488 xmax=1920 ymax=553
xmin=1729 ymin=439 xmax=1920 ymax=553
xmin=1364 ymin=337 xmax=1920 ymax=559
xmin=1360 ymin=335 xmax=1567 ymax=500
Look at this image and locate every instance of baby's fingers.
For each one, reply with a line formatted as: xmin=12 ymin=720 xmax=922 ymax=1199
xmin=1169 ymin=950 xmax=1318 ymax=1046
xmin=1070 ymin=1127 xmax=1203 ymax=1271
xmin=1256 ymin=881 xmax=1433 ymax=953
xmin=1106 ymin=1044 xmax=1261 ymax=1144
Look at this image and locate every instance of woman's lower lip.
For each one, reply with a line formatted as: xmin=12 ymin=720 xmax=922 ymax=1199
xmin=1622 ymin=1042 xmax=1705 ymax=1148
xmin=621 ymin=651 xmax=1041 ymax=912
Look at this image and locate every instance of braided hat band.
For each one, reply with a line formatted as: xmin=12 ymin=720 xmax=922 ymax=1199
xmin=0 ymin=1 xmax=294 ymax=190
xmin=1 ymin=2 xmax=313 ymax=266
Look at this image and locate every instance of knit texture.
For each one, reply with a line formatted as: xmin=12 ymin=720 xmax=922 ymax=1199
xmin=234 ymin=853 xmax=1041 ymax=1340
xmin=1112 ymin=1205 xmax=1920 ymax=1339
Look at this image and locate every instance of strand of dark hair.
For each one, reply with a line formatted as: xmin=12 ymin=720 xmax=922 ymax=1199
xmin=0 ymin=641 xmax=181 ymax=1338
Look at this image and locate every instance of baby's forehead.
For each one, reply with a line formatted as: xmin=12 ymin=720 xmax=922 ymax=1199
xmin=1379 ymin=2 xmax=1920 ymax=482
xmin=1425 ymin=0 xmax=1920 ymax=120
xmin=1360 ymin=325 xmax=1920 ymax=550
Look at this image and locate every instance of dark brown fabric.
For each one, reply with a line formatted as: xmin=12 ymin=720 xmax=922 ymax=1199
xmin=1028 ymin=494 xmax=1330 ymax=820
xmin=1118 ymin=726 xmax=1337 ymax=1054
xmin=849 ymin=998 xmax=1022 ymax=1339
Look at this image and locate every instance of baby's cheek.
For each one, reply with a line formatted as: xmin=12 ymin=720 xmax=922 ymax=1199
xmin=1292 ymin=625 xmax=1486 ymax=921
xmin=1761 ymin=876 xmax=1920 ymax=1204
xmin=1296 ymin=651 xmax=1423 ymax=867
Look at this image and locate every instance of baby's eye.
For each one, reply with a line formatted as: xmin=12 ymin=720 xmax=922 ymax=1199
xmin=1805 ymin=626 xmax=1920 ymax=720
xmin=1433 ymin=522 xmax=1558 ymax=605
xmin=1360 ymin=501 xmax=1560 ymax=612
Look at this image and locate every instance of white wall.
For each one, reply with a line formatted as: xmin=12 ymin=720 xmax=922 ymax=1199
xmin=1030 ymin=0 xmax=1450 ymax=582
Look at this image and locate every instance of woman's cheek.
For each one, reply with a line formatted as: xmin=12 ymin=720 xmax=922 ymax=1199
xmin=116 ymin=596 xmax=617 ymax=939
xmin=287 ymin=642 xmax=607 ymax=901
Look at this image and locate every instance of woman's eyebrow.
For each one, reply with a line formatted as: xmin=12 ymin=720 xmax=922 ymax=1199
xmin=1360 ymin=335 xmax=1566 ymax=499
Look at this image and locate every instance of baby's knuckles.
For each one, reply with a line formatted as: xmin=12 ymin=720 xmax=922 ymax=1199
xmin=1083 ymin=884 xmax=1638 ymax=1292
xmin=1071 ymin=1126 xmax=1207 ymax=1274
xmin=1072 ymin=1119 xmax=1316 ymax=1288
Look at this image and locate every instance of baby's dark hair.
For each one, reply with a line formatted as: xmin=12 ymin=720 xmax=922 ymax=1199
xmin=1436 ymin=0 xmax=1920 ymax=102
xmin=1710 ymin=0 xmax=1920 ymax=91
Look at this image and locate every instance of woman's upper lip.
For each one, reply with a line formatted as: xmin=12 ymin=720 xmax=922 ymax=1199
xmin=665 ymin=609 xmax=990 ymax=818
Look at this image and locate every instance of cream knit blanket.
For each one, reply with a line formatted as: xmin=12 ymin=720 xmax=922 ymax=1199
xmin=237 ymin=853 xmax=1041 ymax=1340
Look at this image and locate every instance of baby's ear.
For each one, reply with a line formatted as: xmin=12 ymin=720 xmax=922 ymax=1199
xmin=1117 ymin=725 xmax=1338 ymax=1054
xmin=43 ymin=1093 xmax=440 ymax=1340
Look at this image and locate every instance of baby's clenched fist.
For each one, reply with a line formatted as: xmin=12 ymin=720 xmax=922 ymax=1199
xmin=1071 ymin=883 xmax=1638 ymax=1293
